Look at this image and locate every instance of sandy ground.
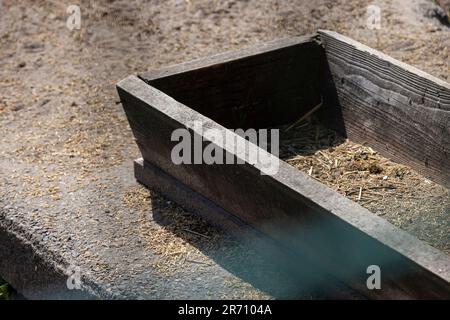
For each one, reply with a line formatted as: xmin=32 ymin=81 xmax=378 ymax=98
xmin=0 ymin=0 xmax=449 ymax=298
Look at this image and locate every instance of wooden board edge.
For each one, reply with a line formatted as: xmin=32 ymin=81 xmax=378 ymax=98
xmin=138 ymin=34 xmax=319 ymax=82
xmin=317 ymin=29 xmax=450 ymax=92
xmin=117 ymin=75 xmax=450 ymax=290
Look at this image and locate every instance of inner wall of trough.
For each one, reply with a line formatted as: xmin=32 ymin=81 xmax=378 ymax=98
xmin=145 ymin=40 xmax=327 ymax=130
xmin=142 ymin=39 xmax=449 ymax=254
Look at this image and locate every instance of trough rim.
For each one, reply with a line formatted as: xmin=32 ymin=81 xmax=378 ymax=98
xmin=117 ymin=31 xmax=450 ymax=297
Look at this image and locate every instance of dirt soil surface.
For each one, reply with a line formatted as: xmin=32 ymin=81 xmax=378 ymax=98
xmin=0 ymin=0 xmax=449 ymax=298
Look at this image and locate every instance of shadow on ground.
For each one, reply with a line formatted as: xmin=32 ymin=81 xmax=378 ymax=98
xmin=148 ymin=191 xmax=360 ymax=299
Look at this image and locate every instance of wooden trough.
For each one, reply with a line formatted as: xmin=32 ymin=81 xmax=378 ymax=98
xmin=117 ymin=30 xmax=450 ymax=299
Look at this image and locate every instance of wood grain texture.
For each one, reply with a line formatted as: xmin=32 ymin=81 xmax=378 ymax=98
xmin=134 ymin=158 xmax=364 ymax=299
xmin=318 ymin=30 xmax=450 ymax=188
xmin=139 ymin=35 xmax=324 ymax=129
xmin=118 ymin=75 xmax=450 ymax=299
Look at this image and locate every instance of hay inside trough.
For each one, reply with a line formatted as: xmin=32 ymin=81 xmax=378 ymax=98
xmin=277 ymin=117 xmax=450 ymax=254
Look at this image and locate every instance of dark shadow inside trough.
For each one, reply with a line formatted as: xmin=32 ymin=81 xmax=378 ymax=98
xmin=142 ymin=36 xmax=345 ymax=133
xmin=118 ymin=31 xmax=450 ymax=299
xmin=149 ymin=191 xmax=363 ymax=299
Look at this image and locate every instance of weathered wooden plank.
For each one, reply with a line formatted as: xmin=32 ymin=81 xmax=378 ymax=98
xmin=318 ymin=30 xmax=450 ymax=188
xmin=134 ymin=158 xmax=364 ymax=299
xmin=139 ymin=35 xmax=325 ymax=129
xmin=118 ymin=75 xmax=450 ymax=299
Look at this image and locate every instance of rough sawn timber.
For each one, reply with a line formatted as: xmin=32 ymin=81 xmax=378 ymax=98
xmin=318 ymin=30 xmax=450 ymax=188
